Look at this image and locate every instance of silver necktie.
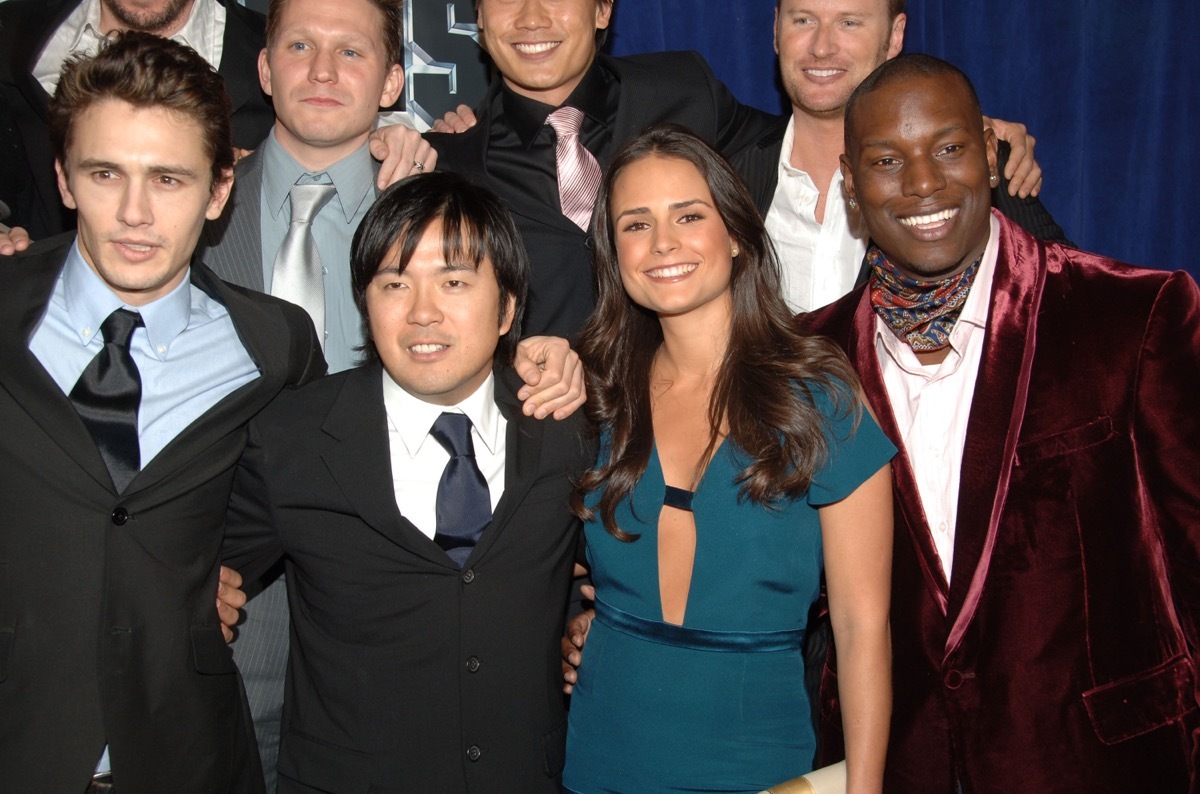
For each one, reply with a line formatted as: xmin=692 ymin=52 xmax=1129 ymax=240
xmin=271 ymin=183 xmax=336 ymax=348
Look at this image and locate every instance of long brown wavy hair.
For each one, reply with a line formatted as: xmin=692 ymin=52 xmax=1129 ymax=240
xmin=573 ymin=123 xmax=863 ymax=541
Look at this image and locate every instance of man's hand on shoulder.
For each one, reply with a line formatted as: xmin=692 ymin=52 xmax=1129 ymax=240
xmin=368 ymin=124 xmax=439 ymax=190
xmin=0 ymin=225 xmax=32 ymax=255
xmin=983 ymin=115 xmax=1043 ymax=198
xmin=514 ymin=335 xmax=586 ymax=420
xmin=431 ymin=104 xmax=478 ymax=134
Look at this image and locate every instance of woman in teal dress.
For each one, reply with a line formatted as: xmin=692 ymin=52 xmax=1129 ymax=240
xmin=563 ymin=125 xmax=895 ymax=794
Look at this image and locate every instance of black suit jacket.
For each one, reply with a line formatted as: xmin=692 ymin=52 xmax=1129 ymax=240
xmin=730 ymin=117 xmax=1071 ymax=244
xmin=223 ymin=364 xmax=596 ymax=793
xmin=426 ymin=51 xmax=776 ymax=338
xmin=0 ymin=234 xmax=324 ymax=792
xmin=0 ymin=0 xmax=273 ymax=239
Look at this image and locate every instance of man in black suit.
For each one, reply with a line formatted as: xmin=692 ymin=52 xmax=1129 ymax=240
xmin=223 ymin=170 xmax=594 ymax=792
xmin=0 ymin=32 xmax=322 ymax=792
xmin=414 ymin=0 xmax=775 ymax=337
xmin=0 ymin=0 xmax=274 ymax=240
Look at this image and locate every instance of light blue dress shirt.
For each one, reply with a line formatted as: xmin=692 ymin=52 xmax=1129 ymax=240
xmin=29 ymin=240 xmax=261 ymax=468
xmin=259 ymin=130 xmax=376 ymax=373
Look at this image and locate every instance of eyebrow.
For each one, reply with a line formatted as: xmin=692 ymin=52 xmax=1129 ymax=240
xmin=373 ymin=261 xmax=479 ymax=277
xmin=616 ymin=198 xmax=713 ymax=220
xmin=76 ymin=158 xmax=200 ymax=179
xmin=859 ymin=123 xmax=969 ymax=151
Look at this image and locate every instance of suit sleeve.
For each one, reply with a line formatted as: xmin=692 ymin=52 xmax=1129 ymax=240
xmin=221 ymin=416 xmax=285 ymax=598
xmin=992 ymin=140 xmax=1072 ymax=245
xmin=686 ymin=51 xmax=781 ymax=158
xmin=287 ymin=303 xmax=328 ymax=386
xmin=1130 ymin=271 xmax=1200 ymax=790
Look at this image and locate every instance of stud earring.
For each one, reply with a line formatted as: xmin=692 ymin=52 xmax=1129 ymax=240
xmin=989 ymin=173 xmax=999 ymax=187
xmin=731 ymin=245 xmax=739 ymax=258
xmin=847 ymin=197 xmax=858 ymax=211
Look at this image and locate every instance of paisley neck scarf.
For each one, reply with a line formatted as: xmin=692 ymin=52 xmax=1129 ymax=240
xmin=868 ymin=245 xmax=982 ymax=352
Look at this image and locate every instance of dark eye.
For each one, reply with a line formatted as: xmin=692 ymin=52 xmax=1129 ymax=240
xmin=621 ymin=220 xmax=650 ymax=233
xmin=678 ymin=212 xmax=704 ymax=223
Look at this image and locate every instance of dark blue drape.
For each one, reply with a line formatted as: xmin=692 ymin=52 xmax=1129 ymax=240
xmin=609 ymin=0 xmax=1200 ymax=280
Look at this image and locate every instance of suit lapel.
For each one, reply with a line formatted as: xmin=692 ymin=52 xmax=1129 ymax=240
xmin=844 ymin=286 xmax=951 ymax=614
xmin=943 ymin=213 xmax=1046 ymax=657
xmin=199 ymin=149 xmax=265 ymax=291
xmin=319 ymin=364 xmax=456 ymax=568
xmin=122 ymin=264 xmax=295 ymax=498
xmin=466 ymin=368 xmax=546 ymax=565
xmin=0 ymin=239 xmax=113 ymax=489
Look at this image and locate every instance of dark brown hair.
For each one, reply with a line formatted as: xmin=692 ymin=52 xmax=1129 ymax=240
xmin=49 ymin=31 xmax=233 ymax=189
xmin=267 ymin=0 xmax=405 ymax=68
xmin=574 ymin=123 xmax=863 ymax=540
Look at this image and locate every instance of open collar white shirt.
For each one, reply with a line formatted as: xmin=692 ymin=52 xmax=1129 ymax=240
xmin=874 ymin=213 xmax=1000 ymax=582
xmin=381 ymin=370 xmax=507 ymax=540
xmin=765 ymin=115 xmax=869 ymax=315
xmin=35 ymin=0 xmax=225 ymax=95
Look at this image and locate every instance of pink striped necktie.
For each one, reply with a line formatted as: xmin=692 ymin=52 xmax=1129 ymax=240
xmin=545 ymin=106 xmax=602 ymax=231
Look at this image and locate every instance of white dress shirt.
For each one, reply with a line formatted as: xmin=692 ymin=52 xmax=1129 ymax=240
xmin=382 ymin=370 xmax=507 ymax=539
xmin=874 ymin=213 xmax=1001 ymax=582
xmin=765 ymin=115 xmax=869 ymax=314
xmin=34 ymin=0 xmax=225 ymax=95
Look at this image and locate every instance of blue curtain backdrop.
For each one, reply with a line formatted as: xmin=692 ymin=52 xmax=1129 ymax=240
xmin=608 ymin=0 xmax=1199 ymax=280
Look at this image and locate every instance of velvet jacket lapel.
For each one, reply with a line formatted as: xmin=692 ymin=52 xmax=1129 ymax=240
xmin=849 ymin=211 xmax=1048 ymax=658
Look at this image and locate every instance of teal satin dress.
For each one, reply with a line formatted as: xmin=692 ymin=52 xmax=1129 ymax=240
xmin=564 ymin=383 xmax=895 ymax=793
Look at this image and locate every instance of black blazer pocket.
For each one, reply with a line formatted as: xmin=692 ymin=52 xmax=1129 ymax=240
xmin=1083 ymin=654 xmax=1197 ymax=744
xmin=278 ymin=729 xmax=370 ymax=793
xmin=0 ymin=624 xmax=13 ymax=682
xmin=1015 ymin=416 xmax=1115 ymax=466
xmin=191 ymin=625 xmax=237 ymax=675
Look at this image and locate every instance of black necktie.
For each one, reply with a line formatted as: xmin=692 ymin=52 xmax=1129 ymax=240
xmin=70 ymin=308 xmax=144 ymax=493
xmin=429 ymin=412 xmax=492 ymax=567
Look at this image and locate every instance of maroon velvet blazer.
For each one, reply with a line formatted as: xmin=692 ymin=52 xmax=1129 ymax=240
xmin=800 ymin=211 xmax=1200 ymax=793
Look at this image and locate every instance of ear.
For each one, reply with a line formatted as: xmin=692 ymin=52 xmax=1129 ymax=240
xmin=888 ymin=13 xmax=906 ymax=59
xmin=206 ymin=168 xmax=235 ymax=221
xmin=379 ymin=63 xmax=404 ymax=109
xmin=55 ymin=159 xmax=77 ymax=210
xmin=258 ymin=49 xmax=273 ymax=97
xmin=595 ymin=1 xmax=613 ymax=31
xmin=983 ymin=125 xmax=999 ymax=185
xmin=499 ymin=291 xmax=516 ymax=337
xmin=773 ymin=6 xmax=781 ymax=56
xmin=839 ymin=152 xmax=857 ymax=204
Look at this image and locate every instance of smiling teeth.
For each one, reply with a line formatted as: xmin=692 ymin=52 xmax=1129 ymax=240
xmin=123 ymin=243 xmax=152 ymax=251
xmin=410 ymin=344 xmax=446 ymax=354
xmin=805 ymin=69 xmax=841 ymax=77
xmin=515 ymin=42 xmax=558 ymax=54
xmin=648 ymin=264 xmax=698 ymax=278
xmin=899 ymin=208 xmax=959 ymax=228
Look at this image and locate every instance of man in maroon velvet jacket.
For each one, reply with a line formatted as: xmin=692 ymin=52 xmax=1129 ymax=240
xmin=800 ymin=53 xmax=1200 ymax=792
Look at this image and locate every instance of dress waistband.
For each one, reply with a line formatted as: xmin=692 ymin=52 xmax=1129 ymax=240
xmin=593 ymin=596 xmax=805 ymax=653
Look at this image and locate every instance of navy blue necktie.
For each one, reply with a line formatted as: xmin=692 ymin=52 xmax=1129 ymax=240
xmin=429 ymin=412 xmax=492 ymax=567
xmin=70 ymin=308 xmax=144 ymax=493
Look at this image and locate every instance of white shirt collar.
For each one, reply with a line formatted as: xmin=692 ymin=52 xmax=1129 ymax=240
xmin=382 ymin=369 xmax=504 ymax=459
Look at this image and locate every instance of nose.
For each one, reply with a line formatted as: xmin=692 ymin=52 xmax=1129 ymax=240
xmin=902 ymin=154 xmax=946 ymax=198
xmin=810 ymin=21 xmax=837 ymax=59
xmin=513 ymin=0 xmax=551 ymax=30
xmin=116 ymin=179 xmax=152 ymax=227
xmin=650 ymin=221 xmax=679 ymax=256
xmin=406 ymin=283 xmax=442 ymax=326
xmin=308 ymin=46 xmax=337 ymax=83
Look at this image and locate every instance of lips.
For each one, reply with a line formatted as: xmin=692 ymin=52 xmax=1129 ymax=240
xmin=898 ymin=208 xmax=959 ymax=229
xmin=111 ymin=240 xmax=161 ymax=262
xmin=513 ymin=41 xmax=560 ymax=55
xmin=645 ymin=263 xmax=698 ymax=279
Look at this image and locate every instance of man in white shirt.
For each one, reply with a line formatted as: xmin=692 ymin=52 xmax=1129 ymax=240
xmin=731 ymin=0 xmax=1064 ymax=314
xmin=223 ymin=170 xmax=594 ymax=792
xmin=801 ymin=53 xmax=1200 ymax=792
